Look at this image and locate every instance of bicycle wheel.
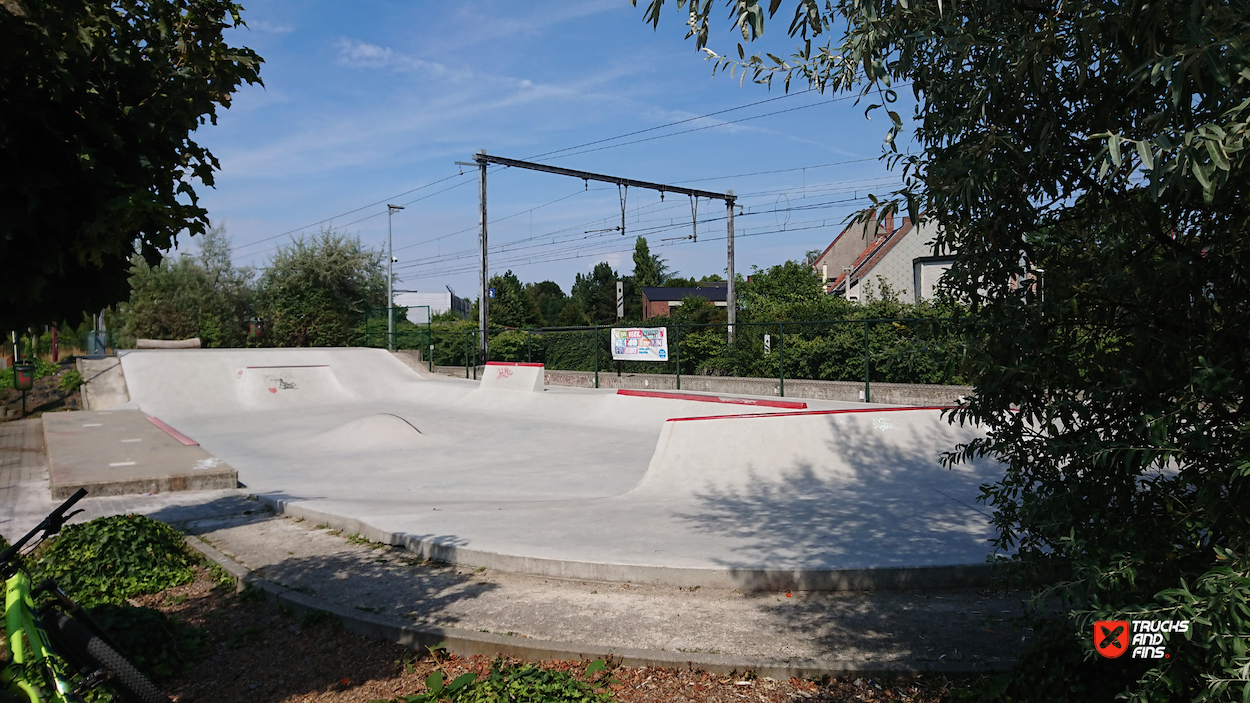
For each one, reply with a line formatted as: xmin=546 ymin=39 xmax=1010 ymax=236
xmin=42 ymin=612 xmax=171 ymax=703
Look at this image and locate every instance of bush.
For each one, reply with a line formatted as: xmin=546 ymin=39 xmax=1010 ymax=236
xmin=85 ymin=604 xmax=201 ymax=682
xmin=371 ymin=658 xmax=612 ymax=703
xmin=33 ymin=514 xmax=198 ymax=607
xmin=256 ymin=229 xmax=386 ymax=348
xmin=58 ymin=370 xmax=83 ymax=393
xmin=0 ymin=359 xmax=59 ymax=390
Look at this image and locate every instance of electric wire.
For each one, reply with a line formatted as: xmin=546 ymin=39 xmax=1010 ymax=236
xmin=232 ymin=87 xmax=827 ymax=256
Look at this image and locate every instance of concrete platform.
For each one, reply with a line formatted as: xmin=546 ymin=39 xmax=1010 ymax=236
xmin=2 ymin=417 xmax=1027 ymax=676
xmin=60 ymin=348 xmax=1005 ymax=590
xmin=43 ymin=410 xmax=237 ymax=499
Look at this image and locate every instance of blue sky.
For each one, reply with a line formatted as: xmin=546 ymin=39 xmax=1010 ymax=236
xmin=193 ymin=1 xmax=907 ymax=298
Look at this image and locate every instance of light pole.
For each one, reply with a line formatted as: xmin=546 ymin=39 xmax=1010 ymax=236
xmin=387 ymin=204 xmax=404 ymax=351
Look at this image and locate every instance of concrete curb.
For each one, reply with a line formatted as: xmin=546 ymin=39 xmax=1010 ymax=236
xmin=183 ymin=536 xmax=1012 ymax=678
xmin=250 ymin=495 xmax=998 ymax=593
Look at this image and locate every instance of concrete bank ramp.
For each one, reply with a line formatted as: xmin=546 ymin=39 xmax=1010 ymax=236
xmin=119 ymin=348 xmax=427 ymax=417
xmin=632 ymin=406 xmax=982 ymax=497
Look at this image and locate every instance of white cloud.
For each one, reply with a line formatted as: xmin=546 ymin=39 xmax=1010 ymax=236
xmin=335 ymin=39 xmax=458 ymax=79
xmin=248 ymin=20 xmax=294 ymax=34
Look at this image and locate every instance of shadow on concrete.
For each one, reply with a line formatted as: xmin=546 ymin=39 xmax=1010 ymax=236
xmin=673 ymin=413 xmax=1000 ymax=575
xmin=666 ymin=412 xmax=1024 ymax=665
xmin=119 ymin=493 xmax=270 ymax=531
xmin=246 ymin=544 xmax=498 ymax=631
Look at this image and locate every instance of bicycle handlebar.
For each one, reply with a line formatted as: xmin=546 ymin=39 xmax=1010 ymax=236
xmin=0 ymin=488 xmax=88 ymax=569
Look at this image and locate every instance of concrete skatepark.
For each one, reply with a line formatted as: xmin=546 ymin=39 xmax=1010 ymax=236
xmin=64 ymin=347 xmax=1005 ymax=591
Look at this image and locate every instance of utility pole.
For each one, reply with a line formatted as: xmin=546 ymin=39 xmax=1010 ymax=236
xmin=476 ymin=150 xmax=489 ymax=363
xmin=726 ymin=190 xmax=736 ymax=345
xmin=387 ymin=204 xmax=404 ymax=352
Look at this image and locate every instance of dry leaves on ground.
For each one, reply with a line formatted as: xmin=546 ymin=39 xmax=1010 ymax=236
xmin=138 ymin=568 xmax=967 ymax=703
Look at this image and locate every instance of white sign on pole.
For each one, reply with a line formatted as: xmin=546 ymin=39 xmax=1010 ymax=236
xmin=610 ymin=327 xmax=669 ymax=361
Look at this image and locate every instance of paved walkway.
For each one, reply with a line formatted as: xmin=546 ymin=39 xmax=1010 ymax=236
xmin=0 ymin=417 xmax=1028 ymax=677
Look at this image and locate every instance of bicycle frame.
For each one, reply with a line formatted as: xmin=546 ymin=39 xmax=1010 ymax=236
xmin=3 ymin=570 xmax=75 ymax=703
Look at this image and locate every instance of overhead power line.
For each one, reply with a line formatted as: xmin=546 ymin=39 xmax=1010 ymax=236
xmin=231 ymin=87 xmax=859 ymax=258
xmin=524 ymin=88 xmax=815 ymax=161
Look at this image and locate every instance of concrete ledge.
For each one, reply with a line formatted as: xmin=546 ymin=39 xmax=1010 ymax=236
xmin=44 ymin=410 xmax=238 ymax=499
xmin=184 ymin=535 xmax=1010 ymax=677
xmin=53 ymin=472 xmax=238 ymax=500
xmin=252 ymin=496 xmax=996 ymax=593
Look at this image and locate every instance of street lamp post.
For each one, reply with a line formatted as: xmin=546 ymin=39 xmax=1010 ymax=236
xmin=387 ymin=204 xmax=404 ymax=351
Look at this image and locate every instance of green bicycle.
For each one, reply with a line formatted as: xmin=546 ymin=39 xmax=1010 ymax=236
xmin=1 ymin=489 xmax=170 ymax=703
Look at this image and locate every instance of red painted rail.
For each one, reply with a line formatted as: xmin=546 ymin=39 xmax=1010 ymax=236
xmin=616 ymin=389 xmax=808 ymax=410
xmin=146 ymin=417 xmax=199 ymax=446
xmin=666 ymin=405 xmax=956 ymax=422
xmin=485 ymin=361 xmax=545 ymax=367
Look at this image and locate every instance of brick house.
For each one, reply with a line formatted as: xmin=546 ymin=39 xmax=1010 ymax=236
xmin=640 ymin=282 xmax=729 ymax=318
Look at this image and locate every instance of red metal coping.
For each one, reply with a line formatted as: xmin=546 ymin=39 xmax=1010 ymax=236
xmin=146 ymin=417 xmax=199 ymax=446
xmin=616 ymin=389 xmax=807 ymax=410
xmin=666 ymin=405 xmax=956 ymax=422
xmin=485 ymin=362 xmax=545 ymax=367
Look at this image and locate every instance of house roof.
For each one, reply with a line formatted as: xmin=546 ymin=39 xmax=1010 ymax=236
xmin=829 ymin=217 xmax=914 ymax=294
xmin=641 ymin=286 xmax=728 ymax=303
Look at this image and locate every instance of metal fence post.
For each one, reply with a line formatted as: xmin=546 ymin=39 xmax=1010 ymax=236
xmin=863 ymin=320 xmax=870 ymax=403
xmin=778 ymin=322 xmax=784 ymax=397
xmin=674 ymin=325 xmax=681 ymax=391
xmin=465 ymin=331 xmax=470 ymax=379
xmin=593 ymin=327 xmax=599 ymax=389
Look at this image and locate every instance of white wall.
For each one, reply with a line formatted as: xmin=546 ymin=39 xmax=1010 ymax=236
xmin=393 ymin=292 xmax=469 ymax=323
xmin=856 ymin=220 xmax=950 ymax=302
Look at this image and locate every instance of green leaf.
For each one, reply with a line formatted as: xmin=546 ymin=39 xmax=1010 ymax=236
xmin=1135 ymin=140 xmax=1154 ymax=170
xmin=1108 ymin=134 xmax=1122 ymax=167
xmin=585 ymin=659 xmax=606 ymax=676
xmin=447 ymin=672 xmax=477 ymax=693
xmin=1207 ymin=138 xmax=1231 ymax=171
xmin=426 ymin=671 xmax=444 ymax=695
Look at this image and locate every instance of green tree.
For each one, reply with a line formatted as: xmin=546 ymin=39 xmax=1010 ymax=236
xmin=116 ymin=227 xmax=253 ymax=348
xmin=488 ymin=270 xmax=540 ymax=328
xmin=631 ymin=236 xmax=668 ymax=287
xmin=571 ymin=262 xmax=620 ymax=325
xmin=736 ymin=260 xmax=825 ymax=319
xmin=523 ymin=281 xmax=568 ymax=327
xmin=640 ymin=1 xmax=1250 ymax=699
xmin=551 ymin=299 xmax=590 ymax=327
xmin=0 ymin=0 xmax=263 ymax=331
xmin=256 ymin=230 xmax=385 ymax=347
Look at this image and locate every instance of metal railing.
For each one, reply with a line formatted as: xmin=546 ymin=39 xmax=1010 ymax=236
xmin=414 ymin=317 xmax=967 ymax=400
xmin=363 ymin=306 xmax=433 ymax=371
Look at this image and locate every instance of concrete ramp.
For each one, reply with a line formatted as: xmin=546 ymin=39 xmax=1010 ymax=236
xmin=632 ymin=407 xmax=979 ymax=497
xmin=235 ymin=364 xmax=348 ymax=410
xmin=479 ymin=362 xmax=544 ymax=392
xmin=119 ymin=348 xmax=428 ymax=417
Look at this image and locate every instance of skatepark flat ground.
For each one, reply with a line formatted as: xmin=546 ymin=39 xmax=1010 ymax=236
xmin=94 ymin=348 xmax=1008 ymax=589
xmin=0 ymin=397 xmax=1028 ymax=674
